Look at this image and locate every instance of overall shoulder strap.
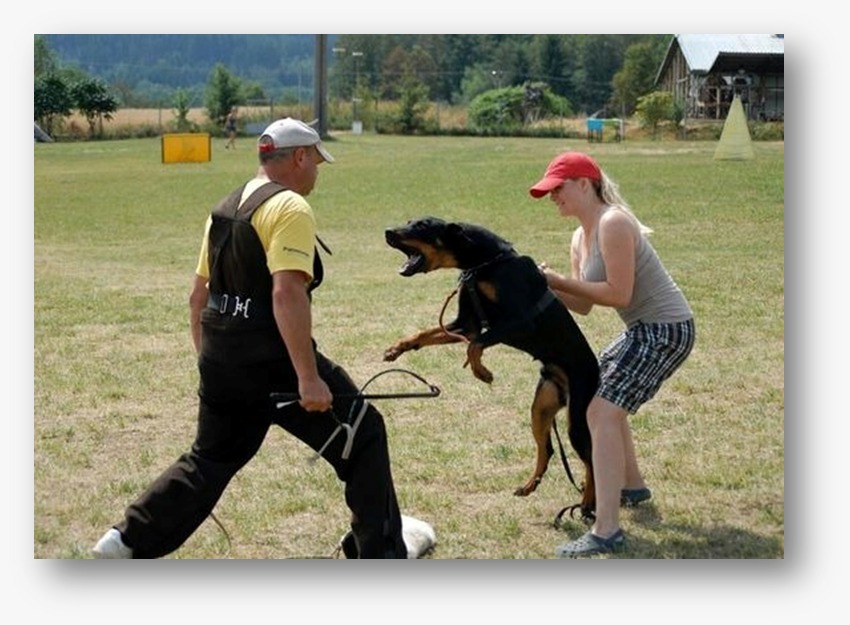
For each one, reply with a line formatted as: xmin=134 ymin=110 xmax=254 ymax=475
xmin=211 ymin=183 xmax=248 ymax=219
xmin=235 ymin=181 xmax=289 ymax=221
xmin=212 ymin=181 xmax=288 ymax=221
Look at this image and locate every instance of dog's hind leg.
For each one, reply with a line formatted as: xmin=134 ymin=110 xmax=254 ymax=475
xmin=579 ymin=460 xmax=596 ymax=520
xmin=514 ymin=375 xmax=563 ymax=496
xmin=566 ymin=382 xmax=596 ymax=522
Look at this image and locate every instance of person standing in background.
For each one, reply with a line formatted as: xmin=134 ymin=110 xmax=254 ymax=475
xmin=224 ymin=107 xmax=238 ymax=150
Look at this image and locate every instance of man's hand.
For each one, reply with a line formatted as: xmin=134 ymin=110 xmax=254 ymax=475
xmin=298 ymin=376 xmax=333 ymax=412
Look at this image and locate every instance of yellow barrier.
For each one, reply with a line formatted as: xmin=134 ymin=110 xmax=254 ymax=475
xmin=161 ymin=133 xmax=212 ymax=164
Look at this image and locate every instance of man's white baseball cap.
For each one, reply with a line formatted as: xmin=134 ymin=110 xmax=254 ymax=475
xmin=257 ymin=117 xmax=334 ymax=163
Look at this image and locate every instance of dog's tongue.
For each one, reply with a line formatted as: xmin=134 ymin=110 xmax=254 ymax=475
xmin=399 ymin=253 xmax=424 ymax=276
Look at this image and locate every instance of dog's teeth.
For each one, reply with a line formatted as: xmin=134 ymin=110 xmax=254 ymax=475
xmin=399 ymin=255 xmax=419 ymax=276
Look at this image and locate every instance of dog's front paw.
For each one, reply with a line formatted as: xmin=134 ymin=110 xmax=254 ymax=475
xmin=465 ymin=342 xmax=493 ymax=384
xmin=383 ymin=344 xmax=406 ymax=362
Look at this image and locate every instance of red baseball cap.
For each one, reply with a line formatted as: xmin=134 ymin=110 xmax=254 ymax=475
xmin=529 ymin=152 xmax=601 ymax=198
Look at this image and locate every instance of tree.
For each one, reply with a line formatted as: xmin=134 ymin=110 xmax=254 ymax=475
xmin=172 ymin=88 xmax=193 ymax=132
xmin=243 ymin=81 xmax=267 ymax=102
xmin=574 ymin=36 xmax=623 ymax=115
xmin=531 ymin=35 xmax=569 ymax=97
xmin=34 ymin=74 xmax=73 ymax=136
xmin=380 ymin=45 xmax=436 ymax=101
xmin=426 ymin=34 xmax=480 ymax=102
xmin=70 ymin=77 xmax=120 ymax=138
xmin=611 ymin=40 xmax=666 ymax=116
xmin=457 ymin=64 xmax=500 ymax=104
xmin=396 ymin=75 xmax=430 ymax=134
xmin=497 ymin=38 xmax=532 ymax=94
xmin=381 ymin=46 xmax=409 ymax=100
xmin=35 ymin=35 xmax=59 ymax=78
xmin=205 ymin=63 xmax=242 ymax=126
xmin=635 ymin=90 xmax=675 ymax=139
xmin=36 ymin=35 xmax=123 ymax=139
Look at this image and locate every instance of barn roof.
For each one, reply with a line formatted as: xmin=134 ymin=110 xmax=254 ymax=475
xmin=656 ymin=34 xmax=785 ymax=83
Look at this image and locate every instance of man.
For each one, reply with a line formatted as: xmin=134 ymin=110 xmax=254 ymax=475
xmin=93 ymin=118 xmax=434 ymax=558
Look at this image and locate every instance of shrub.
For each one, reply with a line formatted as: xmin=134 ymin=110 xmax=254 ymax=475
xmin=468 ymin=84 xmax=572 ymax=132
xmin=635 ymin=90 xmax=676 ymax=139
xmin=750 ymin=121 xmax=784 ymax=141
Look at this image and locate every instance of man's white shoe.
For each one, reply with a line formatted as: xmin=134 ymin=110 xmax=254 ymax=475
xmin=92 ymin=528 xmax=133 ymax=559
xmin=401 ymin=515 xmax=436 ymax=559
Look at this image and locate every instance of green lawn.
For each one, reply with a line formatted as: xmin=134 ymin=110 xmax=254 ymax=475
xmin=33 ymin=133 xmax=784 ymax=558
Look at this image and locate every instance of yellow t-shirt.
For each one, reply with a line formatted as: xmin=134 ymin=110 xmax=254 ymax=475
xmin=196 ymin=178 xmax=316 ymax=280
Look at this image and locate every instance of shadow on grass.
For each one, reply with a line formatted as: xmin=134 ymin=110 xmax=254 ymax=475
xmin=552 ymin=504 xmax=783 ymax=559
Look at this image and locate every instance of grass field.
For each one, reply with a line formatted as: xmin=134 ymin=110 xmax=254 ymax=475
xmin=33 ymin=132 xmax=784 ymax=559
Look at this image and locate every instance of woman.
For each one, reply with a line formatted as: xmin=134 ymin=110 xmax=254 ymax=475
xmin=224 ymin=107 xmax=238 ymax=150
xmin=529 ymin=152 xmax=695 ymax=557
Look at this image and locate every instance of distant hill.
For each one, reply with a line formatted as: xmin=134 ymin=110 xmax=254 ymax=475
xmin=43 ymin=34 xmax=330 ymax=105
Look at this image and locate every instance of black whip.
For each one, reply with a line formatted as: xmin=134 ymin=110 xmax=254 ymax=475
xmin=271 ymin=367 xmax=441 ymax=464
xmin=270 ymin=367 xmax=441 ymax=408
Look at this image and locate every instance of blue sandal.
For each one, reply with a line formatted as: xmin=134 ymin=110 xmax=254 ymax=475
xmin=621 ymin=487 xmax=652 ymax=507
xmin=555 ymin=529 xmax=625 ymax=558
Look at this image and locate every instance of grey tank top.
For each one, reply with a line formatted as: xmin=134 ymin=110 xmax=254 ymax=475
xmin=581 ymin=215 xmax=692 ymax=326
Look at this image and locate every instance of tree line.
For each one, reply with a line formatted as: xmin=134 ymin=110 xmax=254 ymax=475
xmin=41 ymin=34 xmax=316 ymax=108
xmin=36 ymin=34 xmax=677 ymax=139
xmin=331 ymin=34 xmax=669 ymax=116
xmin=41 ymin=34 xmax=670 ymax=113
xmin=35 ymin=36 xmax=120 ymax=137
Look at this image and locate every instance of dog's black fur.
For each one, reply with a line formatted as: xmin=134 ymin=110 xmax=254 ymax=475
xmin=383 ymin=217 xmax=599 ymax=517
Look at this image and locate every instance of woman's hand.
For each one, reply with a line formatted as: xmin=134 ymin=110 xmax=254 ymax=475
xmin=537 ymin=261 xmax=556 ymax=286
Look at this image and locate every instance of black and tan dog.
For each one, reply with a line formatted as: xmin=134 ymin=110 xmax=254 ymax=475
xmin=383 ymin=216 xmax=600 ymax=518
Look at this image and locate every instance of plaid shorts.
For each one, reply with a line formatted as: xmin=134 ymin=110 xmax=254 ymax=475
xmin=597 ymin=318 xmax=695 ymax=414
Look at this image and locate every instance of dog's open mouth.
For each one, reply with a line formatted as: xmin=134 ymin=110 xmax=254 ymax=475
xmin=386 ymin=230 xmax=426 ymax=276
xmin=397 ymin=250 xmax=425 ymax=276
xmin=390 ymin=243 xmax=426 ymax=276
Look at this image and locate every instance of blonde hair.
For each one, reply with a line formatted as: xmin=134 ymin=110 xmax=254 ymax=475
xmin=595 ymin=170 xmax=653 ymax=235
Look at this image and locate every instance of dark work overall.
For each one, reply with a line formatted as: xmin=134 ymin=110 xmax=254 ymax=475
xmin=116 ymin=182 xmax=407 ymax=558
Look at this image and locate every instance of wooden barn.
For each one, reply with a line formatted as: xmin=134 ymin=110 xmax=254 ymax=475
xmin=655 ymin=34 xmax=784 ymax=122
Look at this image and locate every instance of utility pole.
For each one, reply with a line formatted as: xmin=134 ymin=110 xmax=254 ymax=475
xmin=351 ymin=50 xmax=363 ymax=133
xmin=313 ymin=34 xmax=328 ymax=138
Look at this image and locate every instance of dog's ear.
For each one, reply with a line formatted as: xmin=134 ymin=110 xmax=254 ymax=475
xmin=445 ymin=222 xmax=473 ymax=248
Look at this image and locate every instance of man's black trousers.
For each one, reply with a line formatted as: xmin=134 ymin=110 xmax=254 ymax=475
xmin=115 ymin=351 xmax=407 ymax=558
